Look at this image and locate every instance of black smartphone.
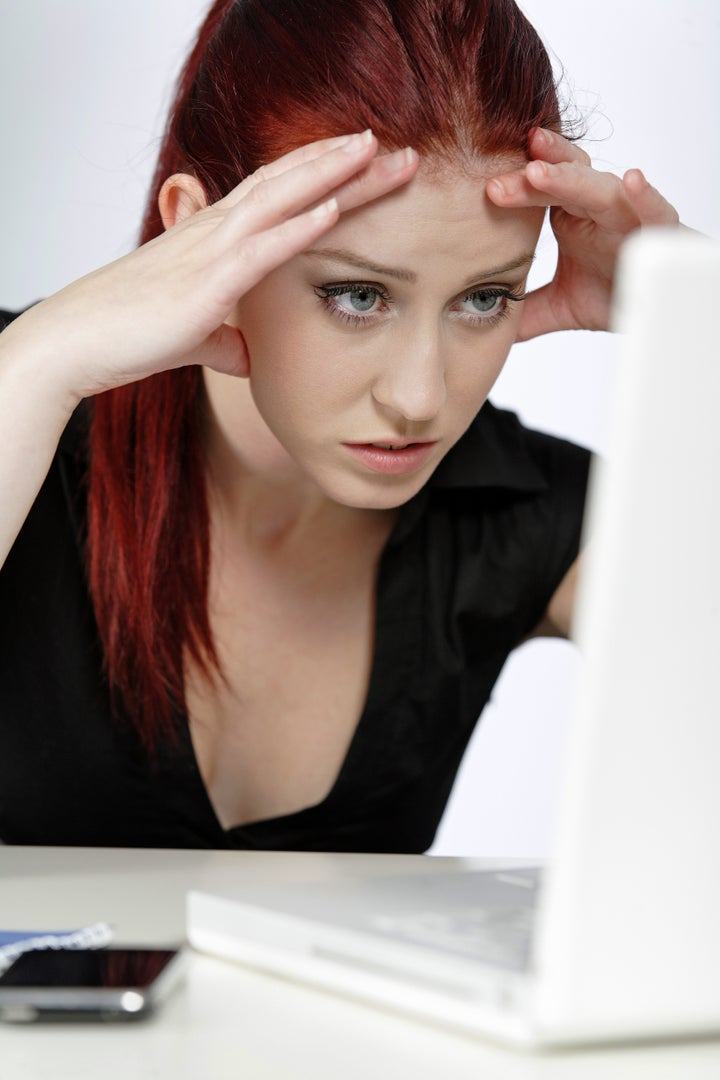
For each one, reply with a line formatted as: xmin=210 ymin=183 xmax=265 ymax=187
xmin=0 ymin=946 xmax=185 ymax=1022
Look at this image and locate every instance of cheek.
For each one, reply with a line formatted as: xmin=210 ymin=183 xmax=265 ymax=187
xmin=245 ymin=332 xmax=338 ymax=445
xmin=240 ymin=290 xmax=334 ymax=409
xmin=449 ymin=333 xmax=514 ymax=409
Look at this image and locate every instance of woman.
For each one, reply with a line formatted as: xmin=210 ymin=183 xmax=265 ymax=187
xmin=0 ymin=0 xmax=679 ymax=849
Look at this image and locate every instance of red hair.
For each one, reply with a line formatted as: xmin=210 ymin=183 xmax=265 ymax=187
xmin=88 ymin=0 xmax=567 ymax=746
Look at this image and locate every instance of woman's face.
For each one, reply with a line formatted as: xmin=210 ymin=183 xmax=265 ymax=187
xmin=215 ymin=161 xmax=544 ymax=510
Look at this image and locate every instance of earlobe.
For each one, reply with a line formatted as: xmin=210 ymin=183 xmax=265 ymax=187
xmin=158 ymin=173 xmax=209 ymax=231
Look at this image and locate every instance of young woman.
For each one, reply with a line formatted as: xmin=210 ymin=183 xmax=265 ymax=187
xmin=0 ymin=0 xmax=680 ymax=849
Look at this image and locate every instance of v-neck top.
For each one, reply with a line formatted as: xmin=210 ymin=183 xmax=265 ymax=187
xmin=0 ymin=310 xmax=591 ymax=851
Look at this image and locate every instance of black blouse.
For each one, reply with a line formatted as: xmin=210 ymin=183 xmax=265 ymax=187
xmin=0 ymin=308 xmax=591 ymax=851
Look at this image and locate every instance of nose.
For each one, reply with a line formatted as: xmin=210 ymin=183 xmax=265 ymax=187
xmin=371 ymin=327 xmax=447 ymax=423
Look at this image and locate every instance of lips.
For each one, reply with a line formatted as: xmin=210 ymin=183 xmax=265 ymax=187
xmin=343 ymin=440 xmax=438 ymax=475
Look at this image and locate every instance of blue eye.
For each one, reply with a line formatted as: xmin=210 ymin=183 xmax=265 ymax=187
xmin=314 ymin=283 xmax=392 ymax=325
xmin=464 ymin=292 xmax=503 ymax=314
xmin=343 ymin=287 xmax=380 ymax=313
xmin=451 ymin=287 xmax=526 ymax=326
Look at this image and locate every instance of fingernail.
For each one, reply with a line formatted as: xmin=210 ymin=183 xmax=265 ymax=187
xmin=342 ymin=129 xmax=374 ymax=153
xmin=310 ymin=197 xmax=338 ymax=219
xmin=623 ymin=168 xmax=649 ymax=196
xmin=534 ymin=128 xmax=551 ymax=147
xmin=383 ymin=147 xmax=417 ymax=171
xmin=487 ymin=177 xmax=505 ymax=197
xmin=528 ymin=159 xmax=551 ymax=179
xmin=489 ymin=175 xmax=521 ymax=197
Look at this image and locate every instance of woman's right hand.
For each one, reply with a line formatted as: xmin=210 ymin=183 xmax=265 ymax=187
xmin=5 ymin=132 xmax=418 ymax=405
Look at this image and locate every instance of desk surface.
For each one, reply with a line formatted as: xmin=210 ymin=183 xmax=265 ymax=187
xmin=1 ymin=846 xmax=719 ymax=1080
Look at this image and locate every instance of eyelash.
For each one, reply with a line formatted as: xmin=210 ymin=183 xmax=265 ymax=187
xmin=313 ymin=283 xmax=394 ymax=327
xmin=313 ymin=282 xmax=526 ymax=329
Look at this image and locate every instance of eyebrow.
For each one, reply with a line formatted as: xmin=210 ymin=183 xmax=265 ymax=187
xmin=304 ymin=247 xmax=536 ymax=287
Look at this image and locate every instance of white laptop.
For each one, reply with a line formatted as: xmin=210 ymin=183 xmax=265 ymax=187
xmin=187 ymin=230 xmax=720 ymax=1049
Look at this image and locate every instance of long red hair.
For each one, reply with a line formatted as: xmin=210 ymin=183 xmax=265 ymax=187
xmin=87 ymin=0 xmax=567 ymax=746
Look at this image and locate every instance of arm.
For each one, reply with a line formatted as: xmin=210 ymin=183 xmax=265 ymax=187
xmin=0 ymin=322 xmax=81 ymax=568
xmin=0 ymin=133 xmax=419 ymax=571
xmin=490 ymin=131 xmax=682 ymax=641
xmin=526 ymin=553 xmax=582 ymax=640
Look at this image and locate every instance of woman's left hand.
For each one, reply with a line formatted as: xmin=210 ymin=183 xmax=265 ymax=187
xmin=486 ymin=128 xmax=681 ymax=342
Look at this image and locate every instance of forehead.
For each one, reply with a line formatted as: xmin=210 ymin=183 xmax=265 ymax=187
xmin=310 ymin=157 xmax=544 ymax=281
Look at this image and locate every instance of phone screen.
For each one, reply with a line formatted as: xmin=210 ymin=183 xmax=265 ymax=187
xmin=0 ymin=948 xmax=178 ymax=989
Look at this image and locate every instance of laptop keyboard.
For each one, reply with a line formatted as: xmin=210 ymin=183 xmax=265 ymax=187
xmin=366 ymin=868 xmax=541 ymax=972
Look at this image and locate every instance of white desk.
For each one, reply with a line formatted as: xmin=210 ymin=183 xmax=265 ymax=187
xmin=1 ymin=847 xmax=719 ymax=1079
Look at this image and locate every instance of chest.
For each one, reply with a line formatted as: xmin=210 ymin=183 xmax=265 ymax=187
xmin=185 ymin=530 xmax=385 ymax=830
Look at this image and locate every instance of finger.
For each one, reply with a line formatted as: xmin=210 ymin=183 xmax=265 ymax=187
xmin=219 ymin=137 xmax=420 ymax=246
xmin=218 ymin=129 xmax=377 ymax=213
xmin=622 ymin=169 xmax=680 ymax=226
xmin=490 ymin=160 xmax=637 ymax=230
xmin=187 ymin=321 xmax=251 ymax=378
xmin=486 ymin=168 xmax=549 ymax=207
xmin=330 ymin=147 xmax=419 ymax=213
xmin=218 ymin=130 xmax=383 ymax=236
xmin=515 ymin=279 xmax=596 ymax=341
xmin=213 ymin=197 xmax=342 ymax=300
xmin=487 ymin=128 xmax=592 ymax=205
xmin=215 ymin=133 xmax=363 ymax=209
xmin=527 ymin=127 xmax=592 ymax=167
xmin=514 ymin=283 xmax=562 ymax=341
xmin=525 ymin=160 xmax=623 ymax=216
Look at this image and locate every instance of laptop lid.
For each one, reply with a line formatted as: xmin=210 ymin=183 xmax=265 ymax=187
xmin=533 ymin=228 xmax=720 ymax=1040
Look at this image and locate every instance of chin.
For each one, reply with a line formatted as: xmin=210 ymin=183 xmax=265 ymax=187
xmin=317 ymin=468 xmax=433 ymax=511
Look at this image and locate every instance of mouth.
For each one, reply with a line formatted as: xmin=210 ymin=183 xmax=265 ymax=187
xmin=369 ymin=441 xmax=426 ymax=450
xmin=342 ymin=440 xmax=438 ymax=476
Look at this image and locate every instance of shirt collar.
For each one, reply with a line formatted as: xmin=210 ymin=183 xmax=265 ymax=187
xmin=428 ymin=400 xmax=548 ymax=493
xmin=389 ymin=401 xmax=548 ymax=547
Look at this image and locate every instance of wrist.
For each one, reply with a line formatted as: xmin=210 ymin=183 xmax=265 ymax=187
xmin=0 ymin=313 xmax=84 ymax=419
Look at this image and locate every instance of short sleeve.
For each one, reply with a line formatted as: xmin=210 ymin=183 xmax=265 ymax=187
xmin=416 ymin=406 xmax=593 ymax=660
xmin=0 ymin=309 xmax=21 ymax=331
xmin=516 ymin=426 xmax=592 ymax=639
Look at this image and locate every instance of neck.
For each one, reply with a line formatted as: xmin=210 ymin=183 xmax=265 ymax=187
xmin=201 ymin=372 xmax=394 ymax=554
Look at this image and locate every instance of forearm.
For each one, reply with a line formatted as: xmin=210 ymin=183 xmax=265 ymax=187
xmin=0 ymin=320 xmax=80 ymax=569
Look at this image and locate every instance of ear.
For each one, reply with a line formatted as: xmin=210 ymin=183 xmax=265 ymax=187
xmin=158 ymin=173 xmax=209 ymax=230
xmin=157 ymin=174 xmax=251 ymax=379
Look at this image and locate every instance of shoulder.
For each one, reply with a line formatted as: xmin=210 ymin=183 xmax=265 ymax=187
xmin=0 ymin=304 xmax=42 ymax=332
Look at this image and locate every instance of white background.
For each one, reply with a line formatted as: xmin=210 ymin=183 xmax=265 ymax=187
xmin=1 ymin=2 xmax=717 ymax=856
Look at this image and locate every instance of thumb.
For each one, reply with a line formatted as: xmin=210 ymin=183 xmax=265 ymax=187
xmin=514 ymin=283 xmax=564 ymax=342
xmin=187 ymin=322 xmax=250 ymax=377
